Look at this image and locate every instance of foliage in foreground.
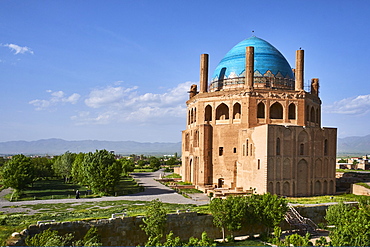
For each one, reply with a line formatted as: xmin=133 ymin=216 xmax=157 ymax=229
xmin=209 ymin=193 xmax=288 ymax=242
xmin=1 ymin=154 xmax=35 ymax=193
xmin=24 ymin=226 xmax=102 ymax=246
xmin=141 ymin=199 xmax=215 ymax=247
xmin=325 ymin=202 xmax=370 ymax=246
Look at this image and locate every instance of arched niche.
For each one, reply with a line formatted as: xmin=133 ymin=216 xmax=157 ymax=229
xmin=288 ymin=103 xmax=296 ymax=119
xmin=216 ymin=103 xmax=229 ymax=120
xmin=204 ymin=105 xmax=212 ymax=122
xmin=257 ymin=102 xmax=265 ymax=118
xmin=233 ymin=102 xmax=241 ymax=119
xmin=310 ymin=107 xmax=316 ymax=123
xmin=270 ymin=102 xmax=283 ymax=119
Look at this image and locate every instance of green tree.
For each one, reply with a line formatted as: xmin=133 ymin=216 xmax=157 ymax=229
xmin=31 ymin=157 xmax=54 ymax=179
xmin=248 ymin=193 xmax=288 ymax=234
xmin=141 ymin=199 xmax=167 ymax=246
xmin=119 ymin=158 xmax=135 ymax=176
xmin=284 ymin=233 xmax=311 ymax=246
xmin=1 ymin=154 xmax=35 ymax=192
xmin=71 ymin=152 xmax=86 ymax=184
xmin=25 ymin=228 xmax=74 ymax=246
xmin=137 ymin=159 xmax=148 ymax=168
xmin=149 ymin=156 xmax=161 ymax=170
xmin=326 ymin=202 xmax=370 ymax=246
xmin=162 ymin=231 xmax=182 ymax=247
xmin=81 ymin=150 xmax=122 ymax=194
xmin=53 ymin=151 xmax=76 ymax=183
xmin=209 ymin=196 xmax=247 ymax=242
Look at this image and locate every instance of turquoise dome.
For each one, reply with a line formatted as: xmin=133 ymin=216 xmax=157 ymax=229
xmin=210 ymin=36 xmax=295 ymax=90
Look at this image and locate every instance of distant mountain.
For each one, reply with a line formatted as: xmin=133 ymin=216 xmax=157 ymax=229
xmin=0 ymin=138 xmax=181 ymax=156
xmin=337 ymin=134 xmax=370 ymax=155
xmin=1 ymin=135 xmax=369 ymax=156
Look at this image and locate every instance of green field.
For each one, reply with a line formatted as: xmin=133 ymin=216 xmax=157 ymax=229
xmin=3 ymin=176 xmax=142 ymax=201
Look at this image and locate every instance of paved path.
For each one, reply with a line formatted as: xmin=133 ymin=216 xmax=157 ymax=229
xmin=0 ymin=170 xmax=209 ymax=214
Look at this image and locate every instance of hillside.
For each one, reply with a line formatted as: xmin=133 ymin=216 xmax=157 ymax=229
xmin=337 ymin=134 xmax=370 ymax=155
xmin=0 ymin=135 xmax=369 ymax=156
xmin=0 ymin=138 xmax=181 ymax=156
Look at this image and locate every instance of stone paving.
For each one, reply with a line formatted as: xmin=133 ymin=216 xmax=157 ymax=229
xmin=0 ymin=170 xmax=210 ymax=214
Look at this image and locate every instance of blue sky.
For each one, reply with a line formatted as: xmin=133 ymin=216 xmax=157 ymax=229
xmin=1 ymin=0 xmax=370 ymax=142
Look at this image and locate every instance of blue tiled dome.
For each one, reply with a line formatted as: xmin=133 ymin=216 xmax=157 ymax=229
xmin=210 ymin=36 xmax=295 ymax=90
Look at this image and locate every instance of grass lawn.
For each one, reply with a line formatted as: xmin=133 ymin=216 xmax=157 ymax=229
xmin=4 ymin=179 xmax=86 ymax=201
xmin=3 ymin=176 xmax=142 ymax=201
xmin=287 ymin=193 xmax=368 ymax=204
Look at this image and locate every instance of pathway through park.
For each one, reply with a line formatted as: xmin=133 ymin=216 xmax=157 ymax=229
xmin=0 ymin=170 xmax=210 ymax=214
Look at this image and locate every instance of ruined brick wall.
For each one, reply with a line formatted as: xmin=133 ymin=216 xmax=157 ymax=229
xmin=13 ymin=212 xmax=265 ymax=246
xmin=12 ymin=206 xmax=335 ymax=246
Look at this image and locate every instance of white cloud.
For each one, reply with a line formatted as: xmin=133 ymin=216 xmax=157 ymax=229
xmin=73 ymin=81 xmax=194 ymax=125
xmin=29 ymin=90 xmax=80 ymax=110
xmin=323 ymin=94 xmax=370 ymax=115
xmin=2 ymin=43 xmax=34 ymax=55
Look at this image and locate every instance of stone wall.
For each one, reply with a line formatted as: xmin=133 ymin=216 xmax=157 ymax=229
xmin=12 ymin=205 xmax=337 ymax=246
xmin=336 ymin=172 xmax=370 ymax=192
xmin=352 ymin=183 xmax=370 ymax=195
xmin=13 ymin=212 xmax=266 ymax=246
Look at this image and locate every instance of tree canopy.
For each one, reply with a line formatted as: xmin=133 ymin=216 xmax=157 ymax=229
xmin=1 ymin=154 xmax=35 ymax=192
xmin=80 ymin=149 xmax=122 ymax=193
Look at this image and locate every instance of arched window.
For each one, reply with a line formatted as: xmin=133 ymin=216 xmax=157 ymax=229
xmin=316 ymin=108 xmax=319 ymax=124
xmin=194 ymin=130 xmax=199 ymax=147
xmin=306 ymin=105 xmax=310 ymax=122
xmin=298 ymin=131 xmax=309 ymax=156
xmin=190 ymin=109 xmax=194 ymax=124
xmin=185 ymin=133 xmax=190 ymax=151
xmin=257 ymin=102 xmax=265 ymax=118
xmin=233 ymin=103 xmax=241 ymax=119
xmin=246 ymin=139 xmax=249 ymax=156
xmin=310 ymin=107 xmax=316 ymax=123
xmin=276 ymin=138 xmax=281 ymax=155
xmin=216 ymin=103 xmax=229 ymax=120
xmin=270 ymin=102 xmax=283 ymax=119
xmin=324 ymin=139 xmax=328 ymax=156
xmin=188 ymin=110 xmax=191 ymax=125
xmin=288 ymin=103 xmax=296 ymax=119
xmin=204 ymin=105 xmax=212 ymax=122
xmin=194 ymin=108 xmax=197 ymax=123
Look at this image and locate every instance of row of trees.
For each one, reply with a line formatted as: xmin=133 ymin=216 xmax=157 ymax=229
xmin=0 ymin=150 xmax=178 ymax=195
xmin=209 ymin=193 xmax=288 ymax=242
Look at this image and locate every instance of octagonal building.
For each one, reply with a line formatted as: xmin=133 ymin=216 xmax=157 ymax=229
xmin=180 ymin=36 xmax=337 ymax=196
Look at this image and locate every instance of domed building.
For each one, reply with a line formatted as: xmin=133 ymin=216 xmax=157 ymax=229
xmin=180 ymin=36 xmax=337 ymax=196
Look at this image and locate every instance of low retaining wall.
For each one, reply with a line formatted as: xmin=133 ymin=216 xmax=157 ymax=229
xmin=352 ymin=183 xmax=370 ymax=195
xmin=11 ymin=204 xmax=338 ymax=246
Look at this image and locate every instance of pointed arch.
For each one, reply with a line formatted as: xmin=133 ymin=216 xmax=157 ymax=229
xmin=276 ymin=138 xmax=281 ymax=155
xmin=185 ymin=133 xmax=190 ymax=151
xmin=297 ymin=159 xmax=308 ymax=196
xmin=283 ymin=181 xmax=290 ymax=196
xmin=204 ymin=105 xmax=212 ymax=122
xmin=310 ymin=107 xmax=316 ymax=123
xmin=257 ymin=102 xmax=265 ymax=118
xmin=270 ymin=102 xmax=283 ymax=119
xmin=315 ymin=180 xmax=321 ymax=195
xmin=298 ymin=131 xmax=309 ymax=156
xmin=288 ymin=103 xmax=296 ymax=119
xmin=233 ymin=102 xmax=241 ymax=119
xmin=216 ymin=103 xmax=229 ymax=120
